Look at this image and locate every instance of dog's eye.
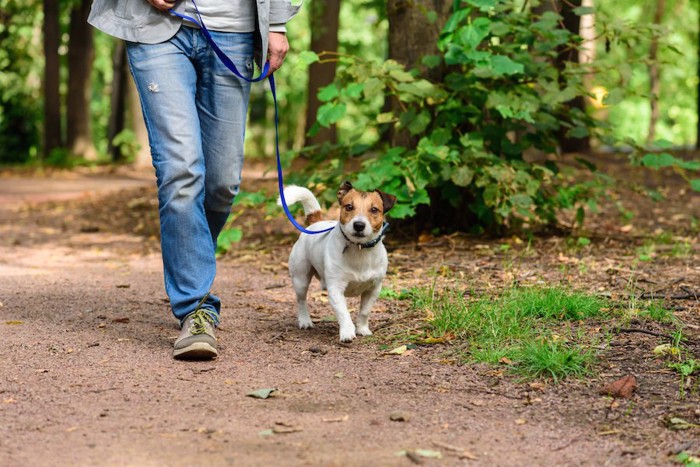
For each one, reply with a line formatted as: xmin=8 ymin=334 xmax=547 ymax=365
xmin=370 ymin=207 xmax=380 ymax=214
xmin=344 ymin=204 xmax=354 ymax=212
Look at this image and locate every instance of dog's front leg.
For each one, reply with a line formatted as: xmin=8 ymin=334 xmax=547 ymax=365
xmin=327 ymin=288 xmax=356 ymax=342
xmin=356 ymin=283 xmax=381 ymax=336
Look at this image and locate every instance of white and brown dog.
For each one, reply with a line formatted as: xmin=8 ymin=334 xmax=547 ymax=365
xmin=279 ymin=181 xmax=397 ymax=342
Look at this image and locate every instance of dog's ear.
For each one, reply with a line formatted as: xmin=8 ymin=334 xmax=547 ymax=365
xmin=375 ymin=190 xmax=397 ymax=213
xmin=337 ymin=181 xmax=353 ymax=203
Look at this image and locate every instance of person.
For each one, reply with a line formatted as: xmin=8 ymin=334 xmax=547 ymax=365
xmin=87 ymin=0 xmax=301 ymax=359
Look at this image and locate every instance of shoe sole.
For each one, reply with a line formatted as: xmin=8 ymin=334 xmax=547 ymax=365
xmin=173 ymin=342 xmax=218 ymax=360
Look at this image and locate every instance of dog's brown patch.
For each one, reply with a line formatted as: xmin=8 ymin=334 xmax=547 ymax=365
xmin=305 ymin=211 xmax=323 ymax=225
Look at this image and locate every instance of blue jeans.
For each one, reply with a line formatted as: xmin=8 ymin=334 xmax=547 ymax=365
xmin=126 ymin=26 xmax=254 ymax=325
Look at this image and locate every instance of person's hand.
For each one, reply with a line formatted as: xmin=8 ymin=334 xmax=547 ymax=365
xmin=267 ymin=32 xmax=289 ymax=76
xmin=147 ymin=0 xmax=176 ymax=11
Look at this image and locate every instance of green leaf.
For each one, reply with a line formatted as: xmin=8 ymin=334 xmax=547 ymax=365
xmin=389 ymin=69 xmax=414 ymax=83
xmin=376 ymin=112 xmax=395 ymax=124
xmin=690 ymin=179 xmax=700 ymax=192
xmin=451 ymin=166 xmax=474 ymax=187
xmin=466 ymin=0 xmax=496 ymax=11
xmin=572 ymin=6 xmax=595 ymax=15
xmin=458 ymin=17 xmax=491 ymax=49
xmin=317 ymin=84 xmax=339 ymax=102
xmin=363 ymin=78 xmax=384 ymax=99
xmin=641 ymin=152 xmax=677 ymax=169
xmin=342 ymin=82 xmax=365 ymax=99
xmin=297 ymin=50 xmax=319 ymax=66
xmin=317 ymin=103 xmax=347 ymax=127
xmin=408 ymin=111 xmax=431 ymax=135
xmin=490 ymin=55 xmax=524 ymax=76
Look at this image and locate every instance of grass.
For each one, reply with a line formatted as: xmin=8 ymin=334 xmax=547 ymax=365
xmin=411 ymin=285 xmax=611 ymax=382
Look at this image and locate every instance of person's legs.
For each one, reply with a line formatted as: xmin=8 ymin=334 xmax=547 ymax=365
xmin=126 ymin=28 xmax=255 ymax=333
xmin=126 ymin=28 xmax=221 ymax=325
xmin=194 ymin=30 xmax=254 ymax=243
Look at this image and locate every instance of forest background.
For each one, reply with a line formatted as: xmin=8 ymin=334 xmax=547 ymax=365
xmin=1 ymin=0 xmax=699 ymax=234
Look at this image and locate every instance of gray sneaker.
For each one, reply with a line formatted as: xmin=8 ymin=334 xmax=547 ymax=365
xmin=173 ymin=309 xmax=218 ymax=360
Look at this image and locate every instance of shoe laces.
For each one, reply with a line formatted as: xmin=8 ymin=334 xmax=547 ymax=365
xmin=190 ymin=309 xmax=215 ymax=335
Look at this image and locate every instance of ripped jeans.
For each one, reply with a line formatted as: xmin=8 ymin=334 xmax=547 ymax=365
xmin=126 ymin=26 xmax=254 ymax=325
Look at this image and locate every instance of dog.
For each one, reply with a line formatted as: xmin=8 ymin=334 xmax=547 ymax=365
xmin=279 ymin=181 xmax=397 ymax=342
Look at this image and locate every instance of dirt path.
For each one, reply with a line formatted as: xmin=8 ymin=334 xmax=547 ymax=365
xmin=0 ymin=169 xmax=698 ymax=466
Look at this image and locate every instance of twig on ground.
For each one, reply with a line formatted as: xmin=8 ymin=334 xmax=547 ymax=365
xmin=614 ymin=328 xmax=672 ymax=340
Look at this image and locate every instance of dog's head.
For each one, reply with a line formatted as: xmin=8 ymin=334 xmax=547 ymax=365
xmin=336 ymin=181 xmax=397 ymax=243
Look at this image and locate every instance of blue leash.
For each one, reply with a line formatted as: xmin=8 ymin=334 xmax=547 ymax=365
xmin=169 ymin=2 xmax=334 ymax=235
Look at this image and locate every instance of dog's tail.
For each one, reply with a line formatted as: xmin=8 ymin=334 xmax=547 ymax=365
xmin=277 ymin=185 xmax=324 ymax=225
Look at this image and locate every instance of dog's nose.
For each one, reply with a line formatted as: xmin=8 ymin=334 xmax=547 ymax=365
xmin=353 ymin=221 xmax=366 ymax=232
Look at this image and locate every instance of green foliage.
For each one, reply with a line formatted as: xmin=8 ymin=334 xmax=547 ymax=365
xmin=595 ymin=0 xmax=699 ymax=146
xmin=0 ymin=0 xmax=43 ymax=163
xmin=416 ymin=285 xmax=609 ymax=381
xmin=111 ymin=129 xmax=141 ymax=162
xmin=295 ymin=0 xmax=639 ymax=231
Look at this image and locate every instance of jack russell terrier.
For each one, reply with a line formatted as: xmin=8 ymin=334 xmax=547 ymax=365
xmin=279 ymin=181 xmax=397 ymax=342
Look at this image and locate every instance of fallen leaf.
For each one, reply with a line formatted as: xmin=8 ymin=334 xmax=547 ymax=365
xmin=599 ymin=375 xmax=637 ymax=399
xmin=246 ymin=388 xmax=277 ymax=399
xmin=396 ymin=449 xmax=443 ymax=462
xmin=619 ymin=224 xmax=633 ymax=233
xmin=515 ymin=418 xmax=527 ymax=425
xmin=390 ymin=411 xmax=412 ymax=422
xmin=416 ymin=336 xmax=450 ymax=345
xmin=334 ymin=372 xmax=344 ymax=379
xmin=272 ymin=425 xmax=303 ymax=434
xmin=668 ymin=417 xmax=700 ymax=431
xmin=112 ymin=317 xmax=130 ymax=324
xmin=653 ymin=344 xmax=679 ymax=356
xmin=432 ymin=440 xmax=477 ymax=460
xmin=499 ymin=356 xmax=513 ymax=365
xmin=322 ymin=415 xmax=349 ymax=423
xmin=389 ymin=345 xmax=408 ymax=355
xmin=528 ymin=382 xmax=546 ymax=391
xmin=258 ymin=429 xmax=274 ymax=437
xmin=4 ymin=321 xmax=23 ymax=325
xmin=3 ymin=398 xmax=16 ymax=404
xmin=116 ymin=284 xmax=131 ymax=289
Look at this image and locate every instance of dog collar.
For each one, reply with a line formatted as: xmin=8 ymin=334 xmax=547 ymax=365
xmin=340 ymin=222 xmax=390 ymax=253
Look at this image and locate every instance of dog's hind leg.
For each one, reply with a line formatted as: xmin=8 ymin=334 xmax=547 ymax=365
xmin=356 ymin=283 xmax=381 ymax=336
xmin=292 ymin=272 xmax=315 ymax=329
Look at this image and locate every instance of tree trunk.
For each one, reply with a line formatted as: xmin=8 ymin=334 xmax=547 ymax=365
xmin=43 ymin=0 xmax=62 ymax=158
xmin=67 ymin=0 xmax=96 ymax=160
xmin=534 ymin=0 xmax=591 ymax=154
xmin=108 ymin=41 xmax=128 ymax=162
xmin=648 ymin=0 xmax=666 ymax=145
xmin=303 ymin=0 xmax=341 ymax=147
xmin=386 ymin=0 xmax=451 ymax=147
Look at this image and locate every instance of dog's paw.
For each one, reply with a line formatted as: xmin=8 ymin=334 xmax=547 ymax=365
xmin=339 ymin=326 xmax=356 ymax=342
xmin=298 ymin=318 xmax=315 ymax=329
xmin=356 ymin=325 xmax=372 ymax=337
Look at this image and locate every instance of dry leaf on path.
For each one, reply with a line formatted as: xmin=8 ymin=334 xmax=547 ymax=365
xmin=432 ymin=440 xmax=477 ymax=460
xmin=599 ymin=375 xmax=637 ymax=399
xmin=322 ymin=415 xmax=349 ymax=423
